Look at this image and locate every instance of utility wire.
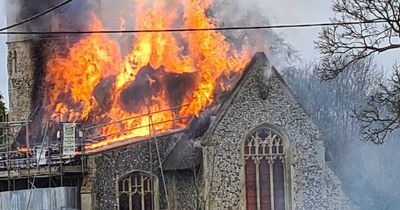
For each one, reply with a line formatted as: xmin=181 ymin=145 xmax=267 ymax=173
xmin=0 ymin=19 xmax=389 ymax=35
xmin=0 ymin=0 xmax=73 ymax=32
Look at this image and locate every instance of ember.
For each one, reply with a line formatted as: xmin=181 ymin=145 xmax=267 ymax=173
xmin=44 ymin=0 xmax=251 ymax=150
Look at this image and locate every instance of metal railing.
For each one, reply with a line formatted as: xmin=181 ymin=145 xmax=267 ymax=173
xmin=0 ymin=104 xmax=195 ymax=184
xmin=0 ymin=114 xmax=84 ymax=191
xmin=81 ymin=104 xmax=194 ymax=151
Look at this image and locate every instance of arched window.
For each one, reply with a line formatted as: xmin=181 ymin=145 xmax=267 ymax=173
xmin=7 ymin=50 xmax=17 ymax=76
xmin=244 ymin=125 xmax=289 ymax=210
xmin=12 ymin=51 xmax=17 ymax=75
xmin=116 ymin=171 xmax=159 ymax=210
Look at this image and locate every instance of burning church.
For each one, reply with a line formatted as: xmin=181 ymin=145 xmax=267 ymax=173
xmin=1 ymin=0 xmax=355 ymax=209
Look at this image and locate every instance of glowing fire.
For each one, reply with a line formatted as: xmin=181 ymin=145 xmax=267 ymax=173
xmin=17 ymin=147 xmax=30 ymax=153
xmin=45 ymin=0 xmax=251 ymax=150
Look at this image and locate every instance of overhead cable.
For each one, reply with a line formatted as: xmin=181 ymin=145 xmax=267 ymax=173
xmin=0 ymin=0 xmax=73 ymax=32
xmin=0 ymin=19 xmax=389 ymax=35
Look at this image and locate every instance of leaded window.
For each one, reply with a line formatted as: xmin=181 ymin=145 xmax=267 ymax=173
xmin=117 ymin=171 xmax=158 ymax=210
xmin=244 ymin=126 xmax=288 ymax=210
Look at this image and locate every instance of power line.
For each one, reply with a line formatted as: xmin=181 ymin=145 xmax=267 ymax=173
xmin=0 ymin=19 xmax=388 ymax=35
xmin=0 ymin=0 xmax=73 ymax=32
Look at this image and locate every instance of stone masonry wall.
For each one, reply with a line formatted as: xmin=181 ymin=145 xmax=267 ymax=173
xmin=202 ymin=53 xmax=354 ymax=210
xmin=7 ymin=41 xmax=36 ymax=122
xmin=165 ymin=170 xmax=199 ymax=209
xmin=7 ymin=38 xmax=67 ymax=121
xmin=93 ymin=132 xmax=198 ymax=210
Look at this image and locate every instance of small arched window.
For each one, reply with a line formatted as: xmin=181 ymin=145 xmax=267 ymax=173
xmin=116 ymin=171 xmax=159 ymax=210
xmin=244 ymin=125 xmax=289 ymax=210
xmin=12 ymin=51 xmax=17 ymax=75
xmin=7 ymin=50 xmax=17 ymax=76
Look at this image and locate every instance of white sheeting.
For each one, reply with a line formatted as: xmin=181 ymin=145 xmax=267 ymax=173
xmin=0 ymin=187 xmax=79 ymax=210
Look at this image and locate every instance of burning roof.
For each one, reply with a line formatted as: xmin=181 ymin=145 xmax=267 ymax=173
xmin=162 ymin=52 xmax=286 ymax=170
xmin=13 ymin=0 xmax=264 ymax=153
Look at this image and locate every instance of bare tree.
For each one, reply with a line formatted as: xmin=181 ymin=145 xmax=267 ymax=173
xmin=317 ymin=0 xmax=400 ymax=79
xmin=317 ymin=0 xmax=400 ymax=143
xmin=355 ymin=65 xmax=400 ymax=144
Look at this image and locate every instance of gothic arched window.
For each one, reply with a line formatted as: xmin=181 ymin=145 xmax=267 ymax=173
xmin=244 ymin=125 xmax=290 ymax=210
xmin=117 ymin=171 xmax=159 ymax=210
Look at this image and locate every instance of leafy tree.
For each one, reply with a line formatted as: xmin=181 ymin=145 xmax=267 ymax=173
xmin=316 ymin=0 xmax=400 ymax=143
xmin=0 ymin=93 xmax=6 ymax=144
xmin=0 ymin=93 xmax=5 ymax=121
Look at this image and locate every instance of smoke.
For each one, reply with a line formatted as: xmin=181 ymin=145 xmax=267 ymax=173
xmin=209 ymin=0 xmax=302 ymax=71
xmin=56 ymin=0 xmax=99 ymax=31
xmin=8 ymin=0 xmax=271 ymax=51
xmin=285 ymin=59 xmax=400 ymax=210
xmin=5 ymin=0 xmax=22 ymax=41
xmin=6 ymin=0 xmax=97 ymax=41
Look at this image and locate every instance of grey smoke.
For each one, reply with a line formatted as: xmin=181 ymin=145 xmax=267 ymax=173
xmin=6 ymin=0 xmax=97 ymax=40
xmin=285 ymin=60 xmax=400 ymax=210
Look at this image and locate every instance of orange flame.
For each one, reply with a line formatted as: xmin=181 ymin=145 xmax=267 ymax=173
xmin=45 ymin=0 xmax=251 ymax=150
xmin=17 ymin=146 xmax=30 ymax=153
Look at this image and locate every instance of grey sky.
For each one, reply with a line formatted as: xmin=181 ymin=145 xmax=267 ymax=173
xmin=0 ymin=1 xmax=7 ymax=107
xmin=263 ymin=0 xmax=332 ymax=60
xmin=265 ymin=0 xmax=399 ymax=68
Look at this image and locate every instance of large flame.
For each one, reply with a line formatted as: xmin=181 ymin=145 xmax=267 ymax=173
xmin=45 ymin=0 xmax=251 ymax=150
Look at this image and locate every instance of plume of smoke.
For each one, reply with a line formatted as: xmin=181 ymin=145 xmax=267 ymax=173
xmin=210 ymin=0 xmax=302 ymax=71
xmin=6 ymin=0 xmax=24 ymax=41
xmin=6 ymin=0 xmax=98 ymax=40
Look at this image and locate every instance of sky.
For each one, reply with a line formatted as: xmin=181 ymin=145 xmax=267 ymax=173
xmin=263 ymin=0 xmax=331 ymax=59
xmin=265 ymin=0 xmax=398 ymax=70
xmin=0 ymin=1 xmax=397 ymax=108
xmin=0 ymin=1 xmax=7 ymax=107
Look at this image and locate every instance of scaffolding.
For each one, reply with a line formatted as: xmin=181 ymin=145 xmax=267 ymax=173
xmin=0 ymin=114 xmax=85 ymax=192
xmin=0 ymin=105 xmax=194 ymax=192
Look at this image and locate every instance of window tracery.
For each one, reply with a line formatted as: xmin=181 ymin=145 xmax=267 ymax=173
xmin=244 ymin=126 xmax=289 ymax=210
xmin=117 ymin=171 xmax=158 ymax=210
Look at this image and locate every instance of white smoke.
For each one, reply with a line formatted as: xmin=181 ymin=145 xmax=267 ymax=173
xmin=209 ymin=0 xmax=303 ymax=71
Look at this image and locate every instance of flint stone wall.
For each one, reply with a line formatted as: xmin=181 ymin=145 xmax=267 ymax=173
xmin=7 ymin=41 xmax=36 ymax=122
xmin=93 ymin=133 xmax=198 ymax=210
xmin=7 ymin=37 xmax=71 ymax=122
xmin=202 ymin=53 xmax=354 ymax=210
